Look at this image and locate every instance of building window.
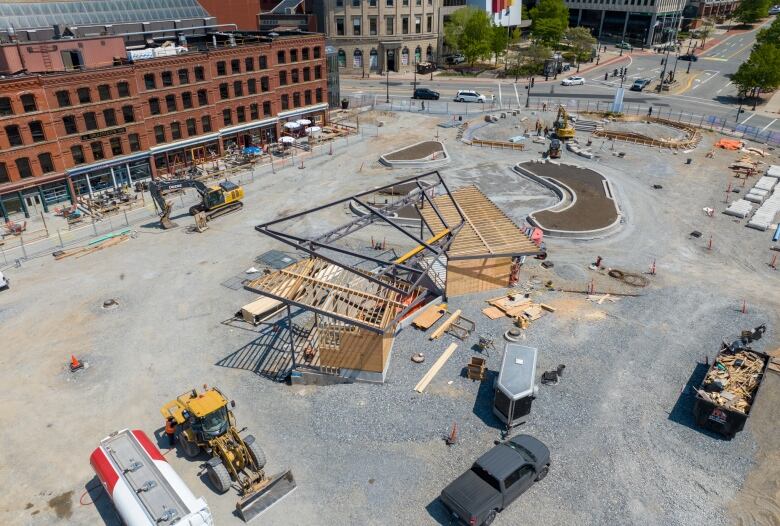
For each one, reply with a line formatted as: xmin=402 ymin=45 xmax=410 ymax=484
xmin=149 ymin=98 xmax=161 ymax=115
xmin=314 ymin=47 xmax=321 ymax=59
xmin=352 ymin=17 xmax=361 ymax=35
xmin=154 ymin=125 xmax=166 ymax=144
xmin=302 ymin=48 xmax=310 ymax=60
xmin=77 ymin=87 xmax=91 ymax=104
xmin=401 ymin=47 xmax=409 ymax=66
xmin=98 ymin=84 xmax=111 ymax=101
xmin=261 ymin=76 xmax=270 ymax=92
xmin=110 ymin=137 xmax=123 ymax=156
xmin=416 ymin=0 xmax=421 ymax=5
xmin=144 ymin=73 xmax=156 ymax=90
xmin=29 ymin=121 xmax=45 ymax=142
xmin=178 ymin=69 xmax=190 ymax=85
xmin=84 ymin=112 xmax=98 ymax=130
xmin=90 ymin=141 xmax=105 ymax=161
xmin=278 ymin=50 xmax=286 ymax=64
xmin=236 ymin=106 xmax=246 ymax=123
xmin=427 ymin=15 xmax=432 ymax=32
xmin=181 ymin=92 xmax=193 ymax=109
xmin=0 ymin=97 xmax=12 ymax=116
xmin=63 ymin=115 xmax=78 ymax=134
xmin=55 ymin=91 xmax=71 ymax=108
xmin=165 ymin=94 xmax=177 ymax=112
xmin=403 ymin=0 xmax=408 ymax=5
xmin=291 ymin=69 xmax=299 ymax=83
xmin=370 ymin=49 xmax=378 ymax=70
xmin=231 ymin=59 xmax=241 ymax=74
xmin=293 ymin=92 xmax=301 ymax=107
xmin=217 ymin=61 xmax=227 ymax=76
xmin=103 ymin=108 xmax=117 ymax=127
xmin=336 ymin=17 xmax=345 ymax=36
xmin=15 ymin=158 xmax=33 ymax=178
xmin=250 ymin=103 xmax=259 ymax=120
xmin=5 ymin=125 xmax=22 ymax=146
xmin=369 ymin=17 xmax=377 ymax=35
xmin=171 ymin=122 xmax=182 ymax=140
xmin=316 ymin=88 xmax=323 ymax=103
xmin=402 ymin=16 xmax=409 ymax=34
xmin=219 ymin=83 xmax=229 ymax=99
xmin=337 ymin=49 xmax=346 ymax=68
xmin=38 ymin=153 xmax=55 ymax=173
xmin=427 ymin=45 xmax=433 ymax=62
xmin=0 ymin=162 xmax=8 ymax=183
xmin=201 ymin=115 xmax=212 ymax=132
xmin=353 ymin=49 xmax=363 ymax=68
xmin=245 ymin=57 xmax=255 ymax=71
xmin=117 ymin=82 xmax=130 ymax=97
xmin=161 ymin=71 xmax=173 ymax=87
xmin=186 ymin=118 xmax=197 ymax=136
xmin=281 ymin=94 xmax=289 ymax=110
xmin=259 ymin=55 xmax=268 ymax=69
xmin=222 ymin=108 xmax=233 ymax=126
xmin=21 ymin=94 xmax=37 ymax=112
xmin=290 ymin=49 xmax=298 ymax=62
xmin=304 ymin=90 xmax=312 ymax=105
xmin=129 ymin=133 xmax=141 ymax=152
xmin=197 ymin=89 xmax=208 ymax=106
xmin=370 ymin=0 xmax=376 ymax=5
xmin=248 ymin=79 xmax=257 ymax=94
xmin=263 ymin=101 xmax=272 ymax=116
xmin=194 ymin=66 xmax=205 ymax=81
xmin=71 ymin=145 xmax=86 ymax=164
xmin=121 ymin=105 xmax=135 ymax=123
xmin=279 ymin=71 xmax=288 ymax=86
xmin=315 ymin=65 xmax=322 ymax=79
xmin=386 ymin=16 xmax=394 ymax=35
xmin=415 ymin=16 xmax=421 ymax=33
xmin=336 ymin=0 xmax=343 ymax=5
xmin=303 ymin=67 xmax=311 ymax=81
xmin=234 ymin=80 xmax=244 ymax=97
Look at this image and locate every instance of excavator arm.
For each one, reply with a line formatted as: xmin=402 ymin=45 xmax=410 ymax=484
xmin=149 ymin=178 xmax=209 ymax=229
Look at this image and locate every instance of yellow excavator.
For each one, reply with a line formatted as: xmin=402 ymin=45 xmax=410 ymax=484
xmin=160 ymin=386 xmax=296 ymax=522
xmin=149 ymin=178 xmax=244 ymax=229
xmin=553 ymin=105 xmax=576 ymax=140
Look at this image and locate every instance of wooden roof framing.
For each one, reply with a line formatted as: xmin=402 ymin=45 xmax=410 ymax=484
xmin=419 ymin=185 xmax=541 ymax=259
xmin=245 ymin=257 xmax=422 ymax=333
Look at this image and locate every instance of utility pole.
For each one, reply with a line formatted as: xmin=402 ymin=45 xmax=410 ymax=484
xmin=413 ymin=58 xmax=418 ymax=92
xmin=386 ymin=50 xmax=390 ymax=103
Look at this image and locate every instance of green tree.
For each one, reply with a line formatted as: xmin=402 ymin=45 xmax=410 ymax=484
xmin=513 ymin=43 xmax=552 ymax=77
xmin=733 ymin=0 xmax=771 ymax=25
xmin=443 ymin=7 xmax=493 ymax=65
xmin=756 ymin=15 xmax=780 ymax=46
xmin=698 ymin=19 xmax=715 ymax=47
xmin=732 ymin=43 xmax=780 ymax=104
xmin=529 ymin=0 xmax=569 ymax=46
xmin=565 ymin=27 xmax=596 ymax=70
xmin=491 ymin=25 xmax=510 ymax=65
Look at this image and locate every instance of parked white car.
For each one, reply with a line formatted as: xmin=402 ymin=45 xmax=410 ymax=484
xmin=770 ymin=5 xmax=780 ymax=14
xmin=561 ymin=76 xmax=585 ymax=86
xmin=454 ymin=90 xmax=487 ymax=103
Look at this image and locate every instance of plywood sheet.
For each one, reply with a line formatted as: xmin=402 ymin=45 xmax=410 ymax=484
xmin=446 ymin=257 xmax=512 ymax=297
xmin=482 ymin=306 xmax=505 ymax=320
xmin=412 ymin=302 xmax=448 ymax=329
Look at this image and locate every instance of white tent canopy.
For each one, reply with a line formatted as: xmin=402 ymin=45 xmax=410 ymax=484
xmin=283 ymin=121 xmax=301 ymax=130
xmin=279 ymin=136 xmax=296 ymax=144
xmin=296 ymin=118 xmax=312 ymax=126
xmin=306 ymin=126 xmax=322 ymax=135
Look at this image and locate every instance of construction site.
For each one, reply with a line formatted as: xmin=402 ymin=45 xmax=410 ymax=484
xmin=1 ymin=105 xmax=779 ymax=526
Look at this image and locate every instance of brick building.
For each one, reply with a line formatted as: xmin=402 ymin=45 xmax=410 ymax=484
xmin=0 ymin=31 xmax=328 ymax=219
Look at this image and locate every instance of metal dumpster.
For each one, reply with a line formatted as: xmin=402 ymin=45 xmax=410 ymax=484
xmin=692 ymin=341 xmax=769 ymax=439
xmin=493 ymin=344 xmax=538 ymax=428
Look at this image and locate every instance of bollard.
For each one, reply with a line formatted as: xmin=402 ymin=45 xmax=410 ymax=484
xmin=707 ymin=235 xmax=712 ymax=250
xmin=770 ymin=254 xmax=777 ymax=269
xmin=741 ymin=300 xmax=747 ymax=314
xmin=650 ymin=259 xmax=656 ymax=275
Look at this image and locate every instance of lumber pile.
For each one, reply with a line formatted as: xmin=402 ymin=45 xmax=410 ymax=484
xmin=54 ymin=233 xmax=131 ymax=260
xmin=481 ymin=291 xmax=554 ymax=325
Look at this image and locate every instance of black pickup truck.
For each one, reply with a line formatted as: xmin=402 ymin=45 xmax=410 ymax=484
xmin=440 ymin=435 xmax=550 ymax=526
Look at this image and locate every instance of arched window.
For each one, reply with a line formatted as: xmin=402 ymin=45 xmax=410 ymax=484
xmin=337 ymin=49 xmax=346 ymax=68
xmin=353 ymin=49 xmax=363 ymax=68
xmin=369 ymin=49 xmax=378 ymax=70
xmin=414 ymin=46 xmax=422 ymax=64
xmin=426 ymin=45 xmax=433 ymax=62
xmin=401 ymin=47 xmax=409 ymax=66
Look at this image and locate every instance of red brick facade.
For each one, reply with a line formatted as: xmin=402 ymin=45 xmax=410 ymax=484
xmin=0 ymin=33 xmax=328 ymax=216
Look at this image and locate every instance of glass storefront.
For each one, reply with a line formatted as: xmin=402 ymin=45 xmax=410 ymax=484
xmin=41 ymin=180 xmax=70 ymax=205
xmin=70 ymin=158 xmax=153 ymax=196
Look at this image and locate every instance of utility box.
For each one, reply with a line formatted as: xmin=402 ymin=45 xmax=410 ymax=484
xmin=493 ymin=344 xmax=538 ymax=427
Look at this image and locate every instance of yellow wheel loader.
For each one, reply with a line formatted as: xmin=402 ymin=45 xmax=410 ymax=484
xmin=160 ymin=386 xmax=296 ymax=522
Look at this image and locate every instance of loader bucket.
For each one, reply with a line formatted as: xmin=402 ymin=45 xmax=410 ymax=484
xmin=236 ymin=469 xmax=297 ymax=522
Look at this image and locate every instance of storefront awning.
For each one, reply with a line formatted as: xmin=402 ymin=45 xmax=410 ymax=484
xmin=66 ymin=150 xmax=151 ymax=177
xmin=148 ymin=133 xmax=221 ymax=155
xmin=277 ymin=103 xmax=328 ymax=121
xmin=219 ymin=117 xmax=277 ymax=137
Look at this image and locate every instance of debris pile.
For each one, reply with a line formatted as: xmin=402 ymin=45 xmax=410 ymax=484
xmin=699 ymin=349 xmax=764 ymax=414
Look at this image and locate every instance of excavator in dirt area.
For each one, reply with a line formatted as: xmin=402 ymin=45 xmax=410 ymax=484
xmin=149 ymin=178 xmax=244 ymax=229
xmin=160 ymin=385 xmax=296 ymax=522
xmin=553 ymin=105 xmax=576 ymax=140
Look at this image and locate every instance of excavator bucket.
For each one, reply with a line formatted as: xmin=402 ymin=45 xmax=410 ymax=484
xmin=236 ymin=469 xmax=297 ymax=522
xmin=159 ymin=201 xmax=177 ymax=230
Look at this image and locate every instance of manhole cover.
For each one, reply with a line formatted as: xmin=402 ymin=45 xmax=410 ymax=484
xmin=102 ymin=299 xmax=119 ymax=309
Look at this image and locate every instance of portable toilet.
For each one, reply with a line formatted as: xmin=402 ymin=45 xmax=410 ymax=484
xmin=493 ymin=344 xmax=538 ymax=427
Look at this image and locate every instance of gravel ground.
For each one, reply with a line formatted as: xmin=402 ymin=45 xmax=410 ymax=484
xmin=0 ymin=110 xmax=778 ymax=526
xmin=604 ymin=121 xmax=689 ymax=141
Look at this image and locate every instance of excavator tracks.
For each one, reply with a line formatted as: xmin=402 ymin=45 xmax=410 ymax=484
xmin=206 ymin=201 xmax=244 ymax=221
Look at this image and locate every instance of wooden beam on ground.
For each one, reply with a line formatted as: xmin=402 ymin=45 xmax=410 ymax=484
xmin=414 ymin=343 xmax=458 ymax=393
xmin=430 ymin=309 xmax=462 ymax=340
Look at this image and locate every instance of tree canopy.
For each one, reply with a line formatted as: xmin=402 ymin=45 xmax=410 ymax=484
xmin=443 ymin=7 xmax=493 ymax=65
xmin=529 ymin=0 xmax=569 ymax=46
xmin=565 ymin=27 xmax=596 ymax=65
xmin=490 ymin=25 xmax=510 ymax=65
xmin=733 ymin=0 xmax=771 ymax=24
xmin=756 ymin=15 xmax=780 ymax=46
xmin=732 ymin=43 xmax=780 ymax=96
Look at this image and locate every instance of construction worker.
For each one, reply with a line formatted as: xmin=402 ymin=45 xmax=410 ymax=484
xmin=604 ymin=71 xmax=608 ymax=81
xmin=165 ymin=417 xmax=176 ymax=447
xmin=648 ymin=106 xmax=653 ymax=116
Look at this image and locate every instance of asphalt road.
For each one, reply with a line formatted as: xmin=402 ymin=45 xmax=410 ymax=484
xmin=341 ymin=21 xmax=780 ymax=135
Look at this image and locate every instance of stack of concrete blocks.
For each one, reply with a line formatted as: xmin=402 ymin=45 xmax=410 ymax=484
xmin=724 ymin=199 xmax=754 ymax=218
xmin=565 ymin=140 xmax=594 ymax=159
xmin=745 ymin=176 xmax=775 ymax=204
xmin=747 ymin=168 xmax=780 ymax=231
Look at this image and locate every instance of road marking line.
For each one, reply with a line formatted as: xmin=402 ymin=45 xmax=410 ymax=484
xmin=742 ymin=113 xmax=755 ymax=123
xmin=761 ymin=119 xmax=777 ymax=131
xmin=716 ymin=81 xmax=732 ymax=94
xmin=701 ymin=57 xmax=727 ymax=61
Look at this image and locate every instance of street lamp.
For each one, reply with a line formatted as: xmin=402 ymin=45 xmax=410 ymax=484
xmin=525 ymin=77 xmax=531 ymax=108
xmin=386 ymin=50 xmax=390 ymax=103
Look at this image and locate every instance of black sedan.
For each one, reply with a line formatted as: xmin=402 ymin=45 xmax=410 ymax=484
xmin=678 ymin=54 xmax=698 ymax=61
xmin=413 ymin=88 xmax=440 ymax=100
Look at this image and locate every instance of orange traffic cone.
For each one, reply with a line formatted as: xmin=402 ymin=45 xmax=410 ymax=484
xmin=70 ymin=355 xmax=83 ymax=372
xmin=445 ymin=422 xmax=458 ymax=446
